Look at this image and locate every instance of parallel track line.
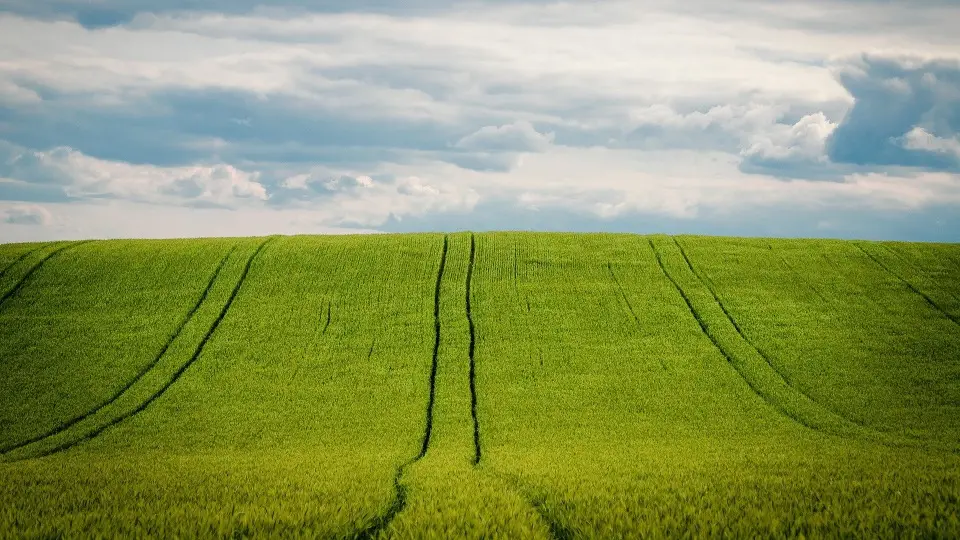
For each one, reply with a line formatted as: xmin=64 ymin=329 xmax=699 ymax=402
xmin=856 ymin=243 xmax=960 ymax=327
xmin=0 ymin=240 xmax=93 ymax=311
xmin=0 ymin=244 xmax=51 ymax=280
xmin=27 ymin=237 xmax=274 ymax=459
xmin=356 ymin=235 xmax=448 ymax=539
xmin=0 ymin=245 xmax=238 ymax=455
xmin=607 ymin=261 xmax=666 ymax=370
xmin=648 ymin=239 xmax=818 ymax=432
xmin=673 ymin=238 xmax=870 ymax=429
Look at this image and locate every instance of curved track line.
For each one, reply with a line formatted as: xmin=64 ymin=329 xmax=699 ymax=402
xmin=607 ymin=262 xmax=667 ymax=370
xmin=24 ymin=238 xmax=274 ymax=460
xmin=856 ymin=243 xmax=960 ymax=327
xmin=672 ymin=238 xmax=871 ymax=430
xmin=421 ymin=235 xmax=448 ymax=459
xmin=530 ymin=498 xmax=575 ymax=540
xmin=467 ymin=233 xmax=481 ymax=465
xmin=877 ymin=244 xmax=960 ymax=305
xmin=0 ymin=240 xmax=93 ymax=311
xmin=356 ymin=235 xmax=448 ymax=540
xmin=489 ymin=472 xmax=573 ymax=540
xmin=352 ymin=465 xmax=412 ymax=540
xmin=0 ymin=245 xmax=237 ymax=455
xmin=648 ymin=240 xmax=817 ymax=432
xmin=0 ymin=244 xmax=51 ymax=280
xmin=473 ymin=240 xmax=566 ymax=539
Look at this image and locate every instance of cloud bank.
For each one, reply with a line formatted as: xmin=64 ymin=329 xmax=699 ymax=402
xmin=0 ymin=0 xmax=958 ymax=241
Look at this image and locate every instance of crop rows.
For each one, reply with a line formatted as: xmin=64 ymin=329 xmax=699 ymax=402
xmin=0 ymin=233 xmax=958 ymax=537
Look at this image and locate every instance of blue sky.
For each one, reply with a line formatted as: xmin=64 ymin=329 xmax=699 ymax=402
xmin=0 ymin=0 xmax=959 ymax=242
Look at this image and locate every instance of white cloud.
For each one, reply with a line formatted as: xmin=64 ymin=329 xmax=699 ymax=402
xmin=376 ymin=145 xmax=960 ymax=221
xmin=0 ymin=199 xmax=376 ymax=242
xmin=319 ymin=174 xmax=477 ymax=227
xmin=0 ymin=80 xmax=41 ymax=105
xmin=0 ymin=2 xmax=959 ymax=240
xmin=898 ymin=127 xmax=960 ymax=157
xmin=0 ymin=6 xmax=856 ymax=124
xmin=281 ymin=173 xmax=374 ymax=191
xmin=3 ymin=146 xmax=268 ymax=207
xmin=454 ymin=121 xmax=554 ymax=152
xmin=276 ymin=169 xmax=479 ymax=227
xmin=627 ymin=104 xmax=784 ymax=133
xmin=741 ymin=112 xmax=838 ymax=164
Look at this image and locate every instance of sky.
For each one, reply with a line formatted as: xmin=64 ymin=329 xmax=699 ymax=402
xmin=1 ymin=0 xmax=959 ymax=242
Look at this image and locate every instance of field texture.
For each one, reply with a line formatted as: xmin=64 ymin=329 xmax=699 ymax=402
xmin=0 ymin=233 xmax=958 ymax=538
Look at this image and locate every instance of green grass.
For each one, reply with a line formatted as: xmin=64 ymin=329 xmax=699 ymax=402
xmin=0 ymin=232 xmax=958 ymax=538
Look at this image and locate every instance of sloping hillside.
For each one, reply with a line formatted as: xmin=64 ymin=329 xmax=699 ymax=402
xmin=1 ymin=233 xmax=958 ymax=538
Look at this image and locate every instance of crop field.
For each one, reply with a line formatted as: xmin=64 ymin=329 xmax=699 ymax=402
xmin=0 ymin=232 xmax=958 ymax=538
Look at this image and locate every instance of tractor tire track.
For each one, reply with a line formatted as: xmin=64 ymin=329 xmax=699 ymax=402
xmin=353 ymin=465 xmax=412 ymax=540
xmin=648 ymin=239 xmax=818 ymax=432
xmin=489 ymin=472 xmax=573 ymax=540
xmin=0 ymin=245 xmax=238 ymax=455
xmin=25 ymin=237 xmax=274 ymax=460
xmin=856 ymin=243 xmax=960 ymax=328
xmin=530 ymin=499 xmax=575 ymax=540
xmin=467 ymin=233 xmax=481 ymax=465
xmin=421 ymin=235 xmax=448 ymax=459
xmin=767 ymin=243 xmax=828 ymax=303
xmin=672 ymin=238 xmax=871 ymax=430
xmin=356 ymin=235 xmax=448 ymax=540
xmin=322 ymin=301 xmax=332 ymax=334
xmin=879 ymin=244 xmax=960 ymax=305
xmin=471 ymin=238 xmax=565 ymax=539
xmin=607 ymin=262 xmax=667 ymax=370
xmin=0 ymin=240 xmax=93 ymax=311
xmin=0 ymin=244 xmax=52 ymax=280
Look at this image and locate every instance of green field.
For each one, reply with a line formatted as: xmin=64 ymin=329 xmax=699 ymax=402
xmin=1 ymin=233 xmax=958 ymax=538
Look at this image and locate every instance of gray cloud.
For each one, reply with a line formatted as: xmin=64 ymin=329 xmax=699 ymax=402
xmin=0 ymin=0 xmax=579 ymax=29
xmin=444 ymin=121 xmax=553 ymax=172
xmin=3 ymin=204 xmax=52 ymax=225
xmin=826 ymin=55 xmax=960 ymax=171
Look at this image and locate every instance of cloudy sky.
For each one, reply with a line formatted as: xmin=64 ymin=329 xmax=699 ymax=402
xmin=1 ymin=0 xmax=959 ymax=242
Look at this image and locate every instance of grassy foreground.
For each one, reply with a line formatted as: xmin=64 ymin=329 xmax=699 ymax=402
xmin=0 ymin=233 xmax=958 ymax=538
